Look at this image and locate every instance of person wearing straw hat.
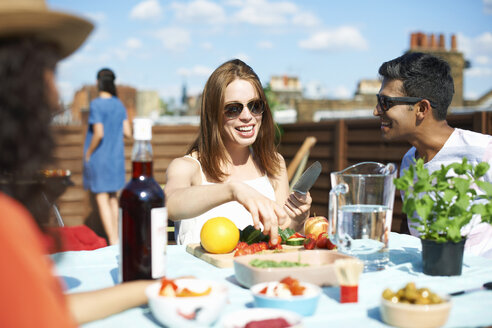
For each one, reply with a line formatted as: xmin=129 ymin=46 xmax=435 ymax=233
xmin=0 ymin=1 xmax=153 ymax=327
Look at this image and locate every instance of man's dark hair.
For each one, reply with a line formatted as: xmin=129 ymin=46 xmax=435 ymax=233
xmin=0 ymin=38 xmax=60 ymax=229
xmin=97 ymin=67 xmax=117 ymax=96
xmin=378 ymin=52 xmax=454 ymax=120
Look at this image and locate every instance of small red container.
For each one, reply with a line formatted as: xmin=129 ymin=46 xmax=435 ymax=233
xmin=340 ymin=285 xmax=358 ymax=303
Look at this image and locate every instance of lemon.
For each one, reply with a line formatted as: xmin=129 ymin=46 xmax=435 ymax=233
xmin=200 ymin=217 xmax=239 ymax=254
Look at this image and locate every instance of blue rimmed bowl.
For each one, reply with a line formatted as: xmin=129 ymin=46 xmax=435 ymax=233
xmin=250 ymin=281 xmax=321 ymax=316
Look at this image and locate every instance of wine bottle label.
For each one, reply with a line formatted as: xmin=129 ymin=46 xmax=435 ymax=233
xmin=151 ymin=207 xmax=167 ymax=279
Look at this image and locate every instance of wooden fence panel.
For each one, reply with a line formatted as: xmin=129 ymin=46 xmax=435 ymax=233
xmin=49 ymin=111 xmax=490 ymax=238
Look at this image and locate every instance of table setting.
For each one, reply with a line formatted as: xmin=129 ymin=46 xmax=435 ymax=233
xmin=51 ymin=160 xmax=492 ymax=327
xmin=51 ymin=231 xmax=492 ymax=328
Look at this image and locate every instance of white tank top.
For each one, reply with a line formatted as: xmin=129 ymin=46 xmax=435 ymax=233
xmin=174 ymin=155 xmax=276 ymax=245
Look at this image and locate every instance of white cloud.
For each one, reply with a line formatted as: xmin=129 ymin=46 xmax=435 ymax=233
xmin=292 ymin=12 xmax=321 ymax=27
xmin=177 ymin=65 xmax=214 ymax=77
xmin=484 ymin=0 xmax=492 ymax=14
xmin=154 ymin=27 xmax=191 ymax=52
xmin=171 ymin=0 xmax=226 ymax=24
xmin=258 ymin=40 xmax=273 ymax=49
xmin=84 ymin=12 xmax=106 ymax=23
xmin=331 ymin=85 xmax=351 ymax=99
xmin=299 ymin=26 xmax=368 ymax=52
xmin=475 ymin=55 xmax=490 ymax=65
xmin=304 ymin=81 xmax=328 ymax=99
xmin=201 ymin=42 xmax=213 ymax=50
xmin=125 ymin=38 xmax=143 ymax=49
xmin=233 ymin=0 xmax=317 ymax=27
xmin=234 ymin=53 xmax=250 ymax=62
xmin=465 ymin=66 xmax=492 ymax=77
xmin=130 ymin=0 xmax=163 ymax=21
xmin=458 ymin=32 xmax=492 ymax=57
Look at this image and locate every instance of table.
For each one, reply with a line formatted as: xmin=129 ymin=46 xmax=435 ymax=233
xmin=51 ymin=233 xmax=492 ymax=327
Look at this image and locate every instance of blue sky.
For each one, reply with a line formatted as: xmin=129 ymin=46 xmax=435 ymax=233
xmin=49 ymin=0 xmax=492 ymax=106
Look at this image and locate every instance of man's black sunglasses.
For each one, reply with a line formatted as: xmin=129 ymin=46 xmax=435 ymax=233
xmin=376 ymin=94 xmax=437 ymax=112
xmin=224 ymin=99 xmax=265 ymax=119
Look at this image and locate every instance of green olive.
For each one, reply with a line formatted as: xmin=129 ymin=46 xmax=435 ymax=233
xmin=382 ymin=288 xmax=394 ymax=300
xmin=382 ymin=282 xmax=444 ymax=305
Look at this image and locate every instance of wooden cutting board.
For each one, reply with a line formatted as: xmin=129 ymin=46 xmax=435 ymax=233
xmin=185 ymin=243 xmax=303 ymax=268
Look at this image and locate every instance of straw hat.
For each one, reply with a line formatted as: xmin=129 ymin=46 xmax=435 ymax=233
xmin=0 ymin=0 xmax=94 ymax=58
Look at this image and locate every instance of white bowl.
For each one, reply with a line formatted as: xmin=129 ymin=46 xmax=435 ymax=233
xmin=250 ymin=281 xmax=321 ymax=316
xmin=380 ymin=295 xmax=452 ymax=328
xmin=146 ymin=279 xmax=228 ymax=328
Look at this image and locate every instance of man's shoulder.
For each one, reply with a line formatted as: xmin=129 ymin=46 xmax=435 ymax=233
xmin=455 ymin=128 xmax=492 ymax=145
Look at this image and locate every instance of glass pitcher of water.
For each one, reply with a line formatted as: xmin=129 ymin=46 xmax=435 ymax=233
xmin=329 ymin=162 xmax=397 ymax=271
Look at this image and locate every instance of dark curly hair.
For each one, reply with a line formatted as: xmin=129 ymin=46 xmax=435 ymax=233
xmin=0 ymin=38 xmax=60 ymax=230
xmin=378 ymin=52 xmax=454 ymax=120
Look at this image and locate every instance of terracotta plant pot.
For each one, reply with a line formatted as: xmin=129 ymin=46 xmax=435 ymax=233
xmin=421 ymin=238 xmax=466 ymax=276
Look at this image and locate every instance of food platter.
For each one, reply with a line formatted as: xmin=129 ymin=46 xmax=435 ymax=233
xmin=185 ymin=243 xmax=303 ymax=268
xmin=233 ymin=250 xmax=354 ymax=288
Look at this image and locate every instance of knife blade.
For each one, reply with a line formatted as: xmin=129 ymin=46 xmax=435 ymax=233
xmin=292 ymin=161 xmax=322 ymax=194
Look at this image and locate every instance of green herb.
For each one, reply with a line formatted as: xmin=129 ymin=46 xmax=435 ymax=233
xmin=394 ymin=158 xmax=492 ymax=243
xmin=249 ymin=259 xmax=309 ymax=268
xmin=239 ymin=225 xmax=296 ymax=245
xmin=278 ymin=227 xmax=295 ymax=242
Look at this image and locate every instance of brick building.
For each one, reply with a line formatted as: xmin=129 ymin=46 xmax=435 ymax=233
xmin=71 ymin=85 xmax=137 ymax=124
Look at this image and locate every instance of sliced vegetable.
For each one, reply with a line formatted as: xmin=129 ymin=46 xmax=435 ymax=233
xmin=278 ymin=227 xmax=295 ymax=242
xmin=286 ymin=237 xmax=305 ymax=246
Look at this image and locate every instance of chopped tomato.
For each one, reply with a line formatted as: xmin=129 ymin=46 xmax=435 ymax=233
xmin=268 ymin=236 xmax=282 ymax=249
xmin=280 ymin=276 xmax=305 ymax=295
xmin=290 ymin=232 xmax=305 ymax=239
xmin=235 ymin=242 xmax=249 ymax=251
xmin=258 ymin=242 xmax=269 ymax=251
xmin=259 ymin=286 xmax=268 ymax=294
xmin=159 ymin=277 xmax=178 ymax=296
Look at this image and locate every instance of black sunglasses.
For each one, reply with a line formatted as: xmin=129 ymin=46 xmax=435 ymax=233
xmin=224 ymin=99 xmax=265 ymax=119
xmin=376 ymin=94 xmax=436 ymax=112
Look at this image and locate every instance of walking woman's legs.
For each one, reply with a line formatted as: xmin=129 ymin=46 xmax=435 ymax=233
xmin=95 ymin=192 xmax=119 ymax=245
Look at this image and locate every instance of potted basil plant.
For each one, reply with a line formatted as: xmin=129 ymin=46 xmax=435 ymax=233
xmin=394 ymin=158 xmax=492 ymax=276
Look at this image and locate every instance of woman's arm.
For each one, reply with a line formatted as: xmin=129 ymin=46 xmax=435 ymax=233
xmin=272 ymin=154 xmax=311 ymax=232
xmin=85 ymin=123 xmax=104 ymax=162
xmin=67 ymin=280 xmax=153 ymax=324
xmin=165 ymin=157 xmax=286 ymax=242
xmin=122 ymin=119 xmax=132 ymax=140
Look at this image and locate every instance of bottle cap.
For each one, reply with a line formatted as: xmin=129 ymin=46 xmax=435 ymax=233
xmin=133 ymin=118 xmax=152 ymax=140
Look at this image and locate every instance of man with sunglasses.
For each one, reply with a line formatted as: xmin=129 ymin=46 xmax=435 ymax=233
xmin=374 ymin=52 xmax=492 ymax=258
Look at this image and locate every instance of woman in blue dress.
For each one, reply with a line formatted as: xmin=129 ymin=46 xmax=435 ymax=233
xmin=83 ymin=68 xmax=132 ymax=245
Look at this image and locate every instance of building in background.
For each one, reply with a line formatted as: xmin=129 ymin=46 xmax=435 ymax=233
xmin=136 ymin=90 xmax=160 ymax=118
xmin=298 ymin=32 xmax=492 ymax=122
xmin=71 ymin=85 xmax=137 ymax=124
xmin=269 ymin=75 xmax=303 ymax=108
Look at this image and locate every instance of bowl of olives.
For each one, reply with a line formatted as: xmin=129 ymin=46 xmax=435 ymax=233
xmin=380 ymin=282 xmax=451 ymax=328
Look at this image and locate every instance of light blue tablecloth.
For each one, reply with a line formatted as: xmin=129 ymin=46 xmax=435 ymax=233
xmin=52 ymin=233 xmax=492 ymax=327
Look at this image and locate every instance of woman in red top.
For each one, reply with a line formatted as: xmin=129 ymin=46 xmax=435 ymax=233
xmin=0 ymin=1 xmax=153 ymax=327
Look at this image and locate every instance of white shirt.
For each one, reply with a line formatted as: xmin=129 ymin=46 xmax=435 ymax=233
xmin=400 ymin=128 xmax=492 ymax=258
xmin=174 ymin=156 xmax=276 ymax=245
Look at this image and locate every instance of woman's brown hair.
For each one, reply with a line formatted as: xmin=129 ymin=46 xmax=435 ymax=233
xmin=188 ymin=59 xmax=280 ymax=182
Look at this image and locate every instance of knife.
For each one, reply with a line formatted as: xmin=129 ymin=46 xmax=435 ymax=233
xmin=292 ymin=161 xmax=322 ymax=194
xmin=450 ymin=281 xmax=492 ymax=296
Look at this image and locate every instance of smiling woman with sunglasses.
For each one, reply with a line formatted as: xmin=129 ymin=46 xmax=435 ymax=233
xmin=165 ymin=59 xmax=311 ymax=245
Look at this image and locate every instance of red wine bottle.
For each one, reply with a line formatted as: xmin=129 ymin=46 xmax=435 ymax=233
xmin=119 ymin=118 xmax=166 ymax=282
